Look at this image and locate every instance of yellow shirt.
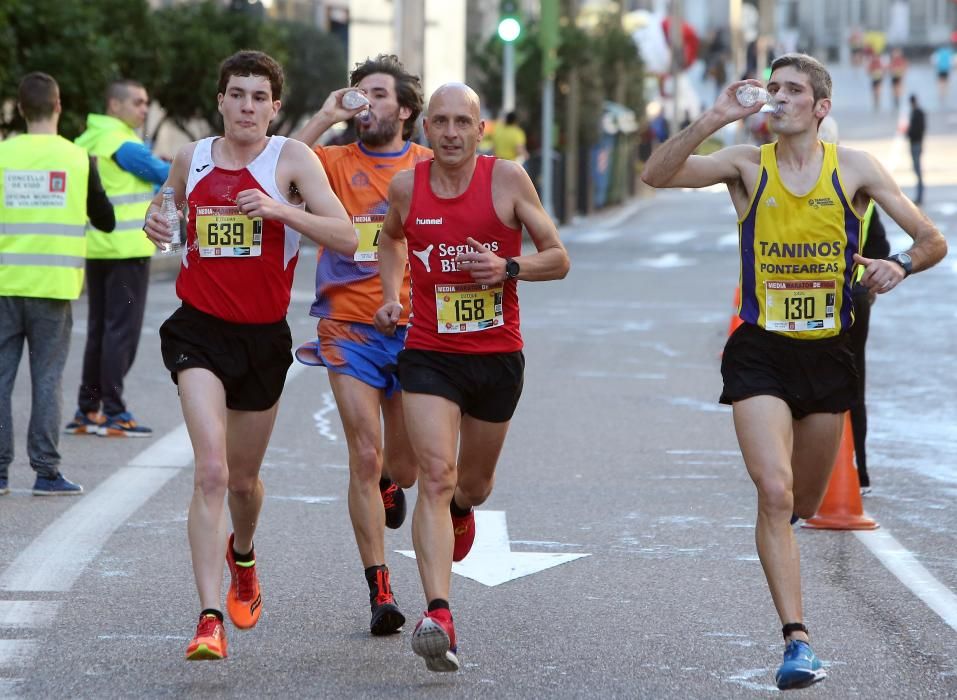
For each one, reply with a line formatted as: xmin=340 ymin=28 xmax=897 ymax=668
xmin=737 ymin=141 xmax=863 ymax=339
xmin=491 ymin=124 xmax=526 ymax=161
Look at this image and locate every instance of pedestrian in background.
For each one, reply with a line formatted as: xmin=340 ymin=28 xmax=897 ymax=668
xmin=868 ymin=50 xmax=885 ymax=111
xmin=932 ymin=41 xmax=953 ymax=109
xmin=907 ymin=93 xmax=926 ymax=206
xmin=888 ymin=48 xmax=907 ymax=111
xmin=0 ymin=72 xmax=115 ymax=496
xmin=491 ymin=111 xmax=527 ymax=163
xmin=66 ymin=79 xmax=170 ymax=439
xmin=822 ymin=111 xmax=892 ymax=493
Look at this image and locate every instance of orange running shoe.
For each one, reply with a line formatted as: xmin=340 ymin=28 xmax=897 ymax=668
xmin=451 ymin=510 xmax=476 ymax=562
xmin=226 ymin=533 xmax=262 ymax=629
xmin=185 ymin=614 xmax=227 ymax=660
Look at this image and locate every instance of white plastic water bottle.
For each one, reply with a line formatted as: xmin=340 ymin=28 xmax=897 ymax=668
xmin=159 ymin=187 xmax=181 ymax=255
xmin=342 ymin=89 xmax=371 ymax=122
xmin=736 ymin=85 xmax=783 ymax=115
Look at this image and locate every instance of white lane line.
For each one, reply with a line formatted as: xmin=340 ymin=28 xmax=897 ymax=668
xmin=129 ymin=424 xmax=193 ymax=467
xmin=0 ymin=467 xmax=179 ymax=592
xmin=0 ymin=362 xmax=311 ymax=594
xmin=0 ymin=602 xmax=61 ymax=628
xmin=855 ymin=529 xmax=957 ymax=633
xmin=0 ymin=640 xmax=38 ymax=666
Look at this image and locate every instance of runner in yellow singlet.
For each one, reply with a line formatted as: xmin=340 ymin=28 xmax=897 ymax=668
xmin=642 ymin=53 xmax=946 ymax=690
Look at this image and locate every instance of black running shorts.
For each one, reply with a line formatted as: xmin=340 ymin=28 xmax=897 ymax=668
xmin=160 ymin=304 xmax=292 ymax=411
xmin=397 ymin=348 xmax=525 ymax=423
xmin=719 ymin=323 xmax=858 ymax=420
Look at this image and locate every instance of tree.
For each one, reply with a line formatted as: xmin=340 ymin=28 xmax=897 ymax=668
xmin=268 ymin=22 xmax=347 ymax=136
xmin=0 ymin=0 xmax=159 ymax=139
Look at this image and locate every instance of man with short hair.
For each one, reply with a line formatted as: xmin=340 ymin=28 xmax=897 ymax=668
xmin=376 ymin=82 xmax=569 ymax=672
xmin=0 ymin=72 xmax=115 ymax=497
xmin=642 ymin=53 xmax=946 ymax=689
xmin=292 ymin=54 xmax=430 ymax=636
xmin=67 ymin=79 xmax=170 ymax=438
xmin=143 ymin=50 xmax=354 ymax=661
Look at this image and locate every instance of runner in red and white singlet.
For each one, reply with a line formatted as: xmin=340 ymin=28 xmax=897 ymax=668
xmin=143 ymin=51 xmax=353 ymax=662
xmin=375 ymin=83 xmax=569 ymax=673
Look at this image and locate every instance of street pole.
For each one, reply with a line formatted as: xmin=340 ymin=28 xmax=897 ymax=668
xmin=539 ymin=0 xmax=560 ymax=220
xmin=503 ymin=41 xmax=516 ymax=115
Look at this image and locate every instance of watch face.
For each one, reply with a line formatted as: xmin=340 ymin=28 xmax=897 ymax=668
xmin=899 ymin=253 xmax=912 ymax=265
xmin=506 ymin=259 xmax=520 ymax=278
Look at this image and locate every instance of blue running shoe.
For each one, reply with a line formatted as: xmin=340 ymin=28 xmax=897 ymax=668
xmin=776 ymin=639 xmax=826 ymax=690
xmin=98 ymin=412 xmax=152 ymax=438
xmin=0 ymin=477 xmax=9 ymax=496
xmin=32 ymin=473 xmax=84 ymax=496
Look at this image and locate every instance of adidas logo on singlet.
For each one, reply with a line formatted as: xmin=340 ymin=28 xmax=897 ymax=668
xmin=415 ymin=217 xmax=443 ymax=225
xmin=765 ymin=196 xmax=778 ymax=207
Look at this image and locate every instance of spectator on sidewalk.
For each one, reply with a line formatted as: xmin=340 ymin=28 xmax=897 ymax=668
xmin=906 ymin=93 xmax=926 ymax=206
xmin=491 ymin=111 xmax=527 ymax=163
xmin=66 ymin=79 xmax=170 ymax=438
xmin=0 ymin=72 xmax=115 ymax=496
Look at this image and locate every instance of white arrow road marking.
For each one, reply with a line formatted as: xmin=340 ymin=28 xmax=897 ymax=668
xmin=397 ymin=510 xmax=589 ymax=587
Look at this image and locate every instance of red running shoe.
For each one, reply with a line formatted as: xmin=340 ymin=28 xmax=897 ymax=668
xmin=226 ymin=533 xmax=262 ymax=629
xmin=411 ymin=609 xmax=459 ymax=672
xmin=451 ymin=510 xmax=475 ymax=562
xmin=185 ymin=614 xmax=227 ymax=660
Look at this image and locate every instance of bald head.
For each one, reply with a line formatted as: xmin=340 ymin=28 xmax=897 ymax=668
xmin=427 ymin=82 xmax=481 ymax=120
xmin=423 ymin=82 xmax=485 ymax=168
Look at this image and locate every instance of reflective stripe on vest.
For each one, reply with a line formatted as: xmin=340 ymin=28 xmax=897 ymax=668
xmin=0 ymin=134 xmax=89 ymax=300
xmin=75 ymin=115 xmax=155 ymax=259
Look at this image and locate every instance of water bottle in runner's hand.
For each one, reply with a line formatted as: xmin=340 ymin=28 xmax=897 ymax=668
xmin=735 ymin=85 xmax=783 ymax=114
xmin=159 ymin=186 xmax=181 ymax=255
xmin=342 ymin=90 xmax=371 ymax=122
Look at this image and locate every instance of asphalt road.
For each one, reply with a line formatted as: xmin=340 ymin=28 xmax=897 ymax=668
xmin=2 ymin=106 xmax=956 ymax=699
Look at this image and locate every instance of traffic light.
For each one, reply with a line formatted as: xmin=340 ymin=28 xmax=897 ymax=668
xmin=497 ymin=0 xmax=522 ymax=43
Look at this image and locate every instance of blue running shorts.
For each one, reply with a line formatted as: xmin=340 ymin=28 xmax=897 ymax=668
xmin=295 ymin=318 xmax=406 ymax=398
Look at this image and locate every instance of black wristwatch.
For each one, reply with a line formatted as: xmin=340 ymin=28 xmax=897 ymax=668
xmin=886 ymin=252 xmax=912 ymax=277
xmin=504 ymin=257 xmax=520 ymax=280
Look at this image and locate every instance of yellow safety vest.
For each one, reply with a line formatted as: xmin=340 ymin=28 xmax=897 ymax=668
xmin=0 ymin=134 xmax=90 ymax=300
xmin=75 ymin=114 xmax=155 ymax=259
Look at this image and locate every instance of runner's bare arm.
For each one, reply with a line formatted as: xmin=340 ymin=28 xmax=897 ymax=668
xmin=374 ymin=174 xmax=412 ymax=334
xmin=143 ymin=142 xmax=195 ymax=248
xmin=848 ymin=148 xmax=946 ymax=291
xmin=240 ymin=139 xmax=355 ymax=255
xmin=642 ymin=80 xmax=763 ymax=189
xmin=500 ymin=160 xmax=569 ymax=281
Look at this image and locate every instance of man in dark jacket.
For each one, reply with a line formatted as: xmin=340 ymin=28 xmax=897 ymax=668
xmin=906 ymin=94 xmax=926 ymax=205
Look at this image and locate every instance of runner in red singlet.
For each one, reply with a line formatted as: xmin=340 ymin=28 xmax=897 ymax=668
xmin=291 ymin=54 xmax=431 ymax=636
xmin=143 ymin=51 xmax=353 ymax=661
xmin=375 ymin=83 xmax=570 ymax=672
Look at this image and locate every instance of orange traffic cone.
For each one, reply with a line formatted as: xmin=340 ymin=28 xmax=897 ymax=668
xmin=803 ymin=412 xmax=878 ymax=530
xmin=727 ymin=286 xmax=744 ymax=337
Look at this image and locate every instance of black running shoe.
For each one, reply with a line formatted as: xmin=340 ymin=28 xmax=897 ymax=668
xmin=380 ymin=479 xmax=407 ymax=530
xmin=369 ymin=567 xmax=405 ymax=635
